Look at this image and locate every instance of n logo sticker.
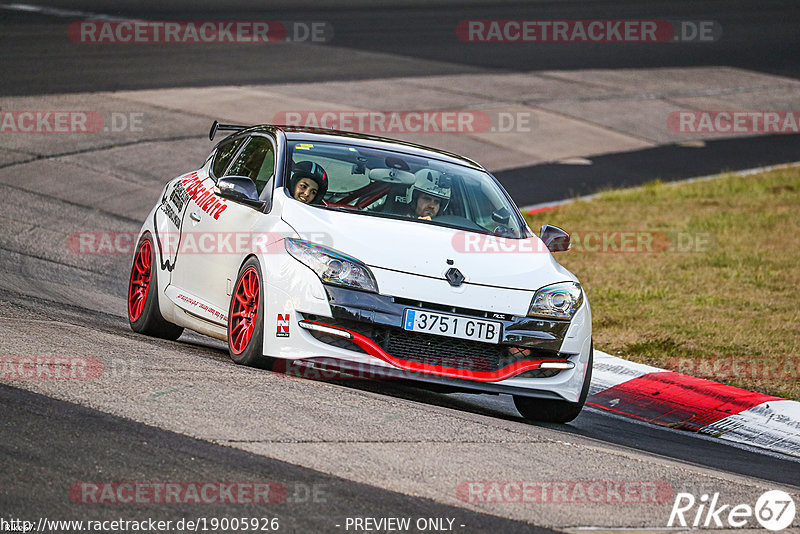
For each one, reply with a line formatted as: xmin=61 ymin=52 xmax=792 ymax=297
xmin=276 ymin=314 xmax=290 ymax=337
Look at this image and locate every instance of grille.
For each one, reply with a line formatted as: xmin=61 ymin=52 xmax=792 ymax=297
xmin=392 ymin=297 xmax=511 ymax=320
xmin=304 ymin=315 xmax=566 ymax=375
xmin=516 ymin=368 xmax=562 ymax=378
xmin=380 ymin=329 xmax=516 ymax=372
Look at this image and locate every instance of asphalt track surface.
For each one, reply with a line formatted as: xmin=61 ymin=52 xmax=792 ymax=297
xmin=2 ymin=1 xmax=800 ymax=531
xmin=0 ymin=384 xmax=547 ymax=533
xmin=3 ymin=0 xmax=800 ymax=204
xmin=497 ymin=133 xmax=800 ymax=206
xmin=2 ymin=0 xmax=799 ymax=94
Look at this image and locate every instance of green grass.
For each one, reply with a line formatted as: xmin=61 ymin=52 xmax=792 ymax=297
xmin=525 ymin=165 xmax=800 ymax=400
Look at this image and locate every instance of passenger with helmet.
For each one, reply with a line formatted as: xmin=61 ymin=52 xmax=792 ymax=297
xmin=289 ymin=161 xmax=328 ymax=205
xmin=407 ymin=169 xmax=451 ymax=220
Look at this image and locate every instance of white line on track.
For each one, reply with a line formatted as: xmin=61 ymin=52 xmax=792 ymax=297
xmin=0 ymin=3 xmax=136 ymax=22
xmin=583 ymin=406 xmax=800 ymax=467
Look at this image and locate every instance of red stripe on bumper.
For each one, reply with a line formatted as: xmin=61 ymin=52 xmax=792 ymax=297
xmin=587 ymin=371 xmax=782 ymax=430
xmin=303 ymin=320 xmax=567 ymax=383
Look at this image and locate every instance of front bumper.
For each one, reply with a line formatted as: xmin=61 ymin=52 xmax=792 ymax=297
xmin=298 ymin=285 xmax=577 ymax=383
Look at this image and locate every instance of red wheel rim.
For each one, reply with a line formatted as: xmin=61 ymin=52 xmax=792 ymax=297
xmin=128 ymin=239 xmax=152 ymax=322
xmin=229 ymin=266 xmax=260 ymax=354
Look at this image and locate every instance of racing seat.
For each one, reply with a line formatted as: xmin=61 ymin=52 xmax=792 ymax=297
xmin=373 ymin=184 xmax=413 ymax=215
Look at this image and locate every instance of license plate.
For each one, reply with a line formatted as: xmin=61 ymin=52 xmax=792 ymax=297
xmin=402 ymin=309 xmax=502 ymax=344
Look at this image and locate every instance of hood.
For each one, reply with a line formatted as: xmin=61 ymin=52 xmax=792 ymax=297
xmin=282 ymin=200 xmax=575 ymax=291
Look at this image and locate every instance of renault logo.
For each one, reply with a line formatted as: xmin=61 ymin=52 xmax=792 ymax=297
xmin=445 ymin=267 xmax=465 ymax=287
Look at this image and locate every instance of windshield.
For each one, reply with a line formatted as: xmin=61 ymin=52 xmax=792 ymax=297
xmin=285 ymin=141 xmax=529 ymax=238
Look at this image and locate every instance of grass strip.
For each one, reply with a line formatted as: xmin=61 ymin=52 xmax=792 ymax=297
xmin=525 ymin=165 xmax=800 ymax=400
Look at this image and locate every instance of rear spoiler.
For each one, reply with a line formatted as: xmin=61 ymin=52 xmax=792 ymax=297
xmin=208 ymin=120 xmax=248 ymax=141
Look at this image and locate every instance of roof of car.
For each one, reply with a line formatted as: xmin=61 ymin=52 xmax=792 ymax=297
xmin=229 ymin=124 xmax=485 ymax=171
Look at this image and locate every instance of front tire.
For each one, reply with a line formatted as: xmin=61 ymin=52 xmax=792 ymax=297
xmin=227 ymin=257 xmax=267 ymax=367
xmin=514 ymin=341 xmax=593 ymax=423
xmin=127 ymin=233 xmax=184 ymax=340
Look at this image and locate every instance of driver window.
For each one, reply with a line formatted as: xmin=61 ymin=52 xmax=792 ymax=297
xmin=225 ymin=136 xmax=275 ymax=194
xmin=211 ymin=137 xmax=245 ymax=178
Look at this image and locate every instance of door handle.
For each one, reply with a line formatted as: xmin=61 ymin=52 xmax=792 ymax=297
xmin=190 ymin=212 xmax=201 ymax=222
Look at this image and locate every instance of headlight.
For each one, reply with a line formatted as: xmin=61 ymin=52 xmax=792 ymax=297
xmin=285 ymin=238 xmax=379 ymax=293
xmin=528 ymin=282 xmax=583 ymax=320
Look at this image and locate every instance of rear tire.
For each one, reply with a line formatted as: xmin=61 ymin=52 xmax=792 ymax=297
xmin=227 ymin=257 xmax=267 ymax=367
xmin=127 ymin=233 xmax=184 ymax=340
xmin=514 ymin=341 xmax=593 ymax=423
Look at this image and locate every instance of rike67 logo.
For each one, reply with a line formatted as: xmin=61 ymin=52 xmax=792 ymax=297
xmin=668 ymin=490 xmax=796 ymax=531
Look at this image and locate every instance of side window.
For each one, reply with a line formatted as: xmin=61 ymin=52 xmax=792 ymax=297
xmin=211 ymin=137 xmax=245 ymax=178
xmin=225 ymin=136 xmax=275 ymax=194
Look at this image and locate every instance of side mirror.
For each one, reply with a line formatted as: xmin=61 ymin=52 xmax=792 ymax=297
xmin=214 ymin=176 xmax=266 ymax=210
xmin=491 ymin=207 xmax=511 ymax=225
xmin=539 ymin=224 xmax=571 ymax=252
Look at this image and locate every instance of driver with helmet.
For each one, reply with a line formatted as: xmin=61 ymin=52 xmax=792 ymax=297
xmin=406 ymin=169 xmax=451 ymax=220
xmin=289 ymin=161 xmax=328 ymax=205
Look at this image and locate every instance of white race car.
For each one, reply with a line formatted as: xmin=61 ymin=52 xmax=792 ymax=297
xmin=128 ymin=122 xmax=592 ymax=422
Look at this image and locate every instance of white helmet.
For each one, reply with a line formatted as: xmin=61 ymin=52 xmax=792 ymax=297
xmin=410 ymin=169 xmax=451 ymax=206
